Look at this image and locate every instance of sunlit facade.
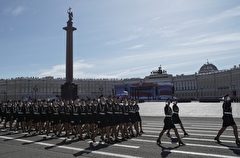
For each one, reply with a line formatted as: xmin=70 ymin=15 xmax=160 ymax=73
xmin=173 ymin=63 xmax=240 ymax=101
xmin=0 ymin=63 xmax=239 ymax=101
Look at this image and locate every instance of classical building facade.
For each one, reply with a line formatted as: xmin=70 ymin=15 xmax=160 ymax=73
xmin=0 ymin=63 xmax=239 ymax=101
xmin=173 ymin=62 xmax=240 ymax=101
xmin=0 ymin=77 xmax=120 ymax=101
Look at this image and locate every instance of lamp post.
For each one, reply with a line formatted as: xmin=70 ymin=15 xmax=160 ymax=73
xmin=3 ymin=91 xmax=6 ymax=101
xmin=27 ymin=79 xmax=31 ymax=98
xmin=33 ymin=85 xmax=38 ymax=100
xmin=99 ymin=85 xmax=103 ymax=95
xmin=232 ymin=83 xmax=236 ymax=102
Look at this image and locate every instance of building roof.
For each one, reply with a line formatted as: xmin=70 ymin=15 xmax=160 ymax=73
xmin=198 ymin=62 xmax=218 ymax=74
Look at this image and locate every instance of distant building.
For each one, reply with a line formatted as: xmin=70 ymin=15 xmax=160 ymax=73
xmin=0 ymin=63 xmax=239 ymax=102
xmin=173 ymin=62 xmax=240 ymax=102
xmin=114 ymin=65 xmax=173 ymax=100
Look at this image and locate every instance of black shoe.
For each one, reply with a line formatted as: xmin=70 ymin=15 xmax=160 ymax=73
xmin=214 ymin=137 xmax=221 ymax=144
xmin=184 ymin=133 xmax=189 ymax=136
xmin=140 ymin=130 xmax=145 ymax=134
xmin=114 ymin=139 xmax=121 ymax=142
xmin=178 ymin=141 xmax=185 ymax=146
xmin=78 ymin=136 xmax=84 ymax=140
xmin=84 ymin=135 xmax=90 ymax=139
xmin=236 ymin=140 xmax=240 ymax=145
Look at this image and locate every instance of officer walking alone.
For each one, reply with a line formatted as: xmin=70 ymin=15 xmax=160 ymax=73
xmin=214 ymin=94 xmax=240 ymax=145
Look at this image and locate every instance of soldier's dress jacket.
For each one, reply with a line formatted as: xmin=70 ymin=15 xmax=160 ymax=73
xmin=222 ymin=100 xmax=236 ymax=127
xmin=163 ymin=104 xmax=176 ymax=130
xmin=171 ymin=103 xmax=182 ymax=124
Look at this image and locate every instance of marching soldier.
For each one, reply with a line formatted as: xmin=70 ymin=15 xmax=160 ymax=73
xmin=134 ymin=99 xmax=144 ymax=134
xmin=4 ymin=101 xmax=13 ymax=131
xmin=113 ymin=96 xmax=125 ymax=141
xmin=91 ymin=99 xmax=99 ymax=142
xmin=12 ymin=102 xmax=18 ymax=132
xmin=79 ymin=99 xmax=87 ymax=139
xmin=71 ymin=99 xmax=82 ymax=139
xmin=24 ymin=101 xmax=33 ymax=134
xmin=86 ymin=98 xmax=94 ymax=140
xmin=98 ymin=95 xmax=108 ymax=142
xmin=40 ymin=100 xmax=49 ymax=135
xmin=32 ymin=101 xmax=41 ymax=134
xmin=156 ymin=98 xmax=184 ymax=146
xmin=64 ymin=100 xmax=72 ymax=138
xmin=106 ymin=95 xmax=117 ymax=143
xmin=129 ymin=99 xmax=139 ymax=137
xmin=122 ymin=99 xmax=132 ymax=139
xmin=58 ymin=101 xmax=66 ymax=136
xmin=215 ymin=94 xmax=240 ymax=145
xmin=166 ymin=99 xmax=188 ymax=137
xmin=0 ymin=102 xmax=6 ymax=127
xmin=51 ymin=100 xmax=61 ymax=136
xmin=46 ymin=101 xmax=53 ymax=136
xmin=15 ymin=100 xmax=26 ymax=132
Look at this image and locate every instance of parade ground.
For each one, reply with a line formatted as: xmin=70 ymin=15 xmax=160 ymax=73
xmin=139 ymin=101 xmax=240 ymax=118
xmin=1 ymin=101 xmax=240 ymax=158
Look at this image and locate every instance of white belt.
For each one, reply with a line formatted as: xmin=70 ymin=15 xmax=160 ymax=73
xmin=165 ymin=115 xmax=172 ymax=117
xmin=173 ymin=112 xmax=178 ymax=114
xmin=224 ymin=112 xmax=232 ymax=114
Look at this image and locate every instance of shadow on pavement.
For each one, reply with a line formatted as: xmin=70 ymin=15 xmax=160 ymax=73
xmin=73 ymin=142 xmax=109 ymax=157
xmin=219 ymin=143 xmax=240 ymax=156
xmin=44 ymin=137 xmax=81 ymax=150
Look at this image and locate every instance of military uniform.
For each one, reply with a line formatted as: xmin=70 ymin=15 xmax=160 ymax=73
xmin=40 ymin=102 xmax=49 ymax=123
xmin=171 ymin=103 xmax=182 ymax=124
xmin=51 ymin=104 xmax=60 ymax=125
xmin=71 ymin=104 xmax=80 ymax=126
xmin=16 ymin=102 xmax=25 ymax=123
xmin=163 ymin=103 xmax=175 ymax=130
xmin=32 ymin=103 xmax=41 ymax=124
xmin=222 ymin=99 xmax=236 ymax=127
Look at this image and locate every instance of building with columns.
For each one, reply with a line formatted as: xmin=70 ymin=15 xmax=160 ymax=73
xmin=0 ymin=62 xmax=239 ymax=102
xmin=173 ymin=62 xmax=240 ymax=101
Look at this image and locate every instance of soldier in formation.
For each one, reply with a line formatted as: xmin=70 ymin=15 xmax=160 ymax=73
xmin=0 ymin=96 xmax=144 ymax=144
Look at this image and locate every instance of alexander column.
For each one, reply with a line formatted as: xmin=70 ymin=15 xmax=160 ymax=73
xmin=61 ymin=8 xmax=78 ymax=100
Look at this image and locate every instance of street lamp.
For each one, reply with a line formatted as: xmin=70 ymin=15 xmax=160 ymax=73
xmin=3 ymin=91 xmax=7 ymax=101
xmin=33 ymin=85 xmax=38 ymax=100
xmin=99 ymin=85 xmax=103 ymax=95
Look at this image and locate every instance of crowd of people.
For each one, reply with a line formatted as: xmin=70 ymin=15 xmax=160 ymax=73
xmin=0 ymin=95 xmax=144 ymax=143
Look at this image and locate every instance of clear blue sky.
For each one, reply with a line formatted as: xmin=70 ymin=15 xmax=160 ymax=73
xmin=1 ymin=0 xmax=240 ymax=79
